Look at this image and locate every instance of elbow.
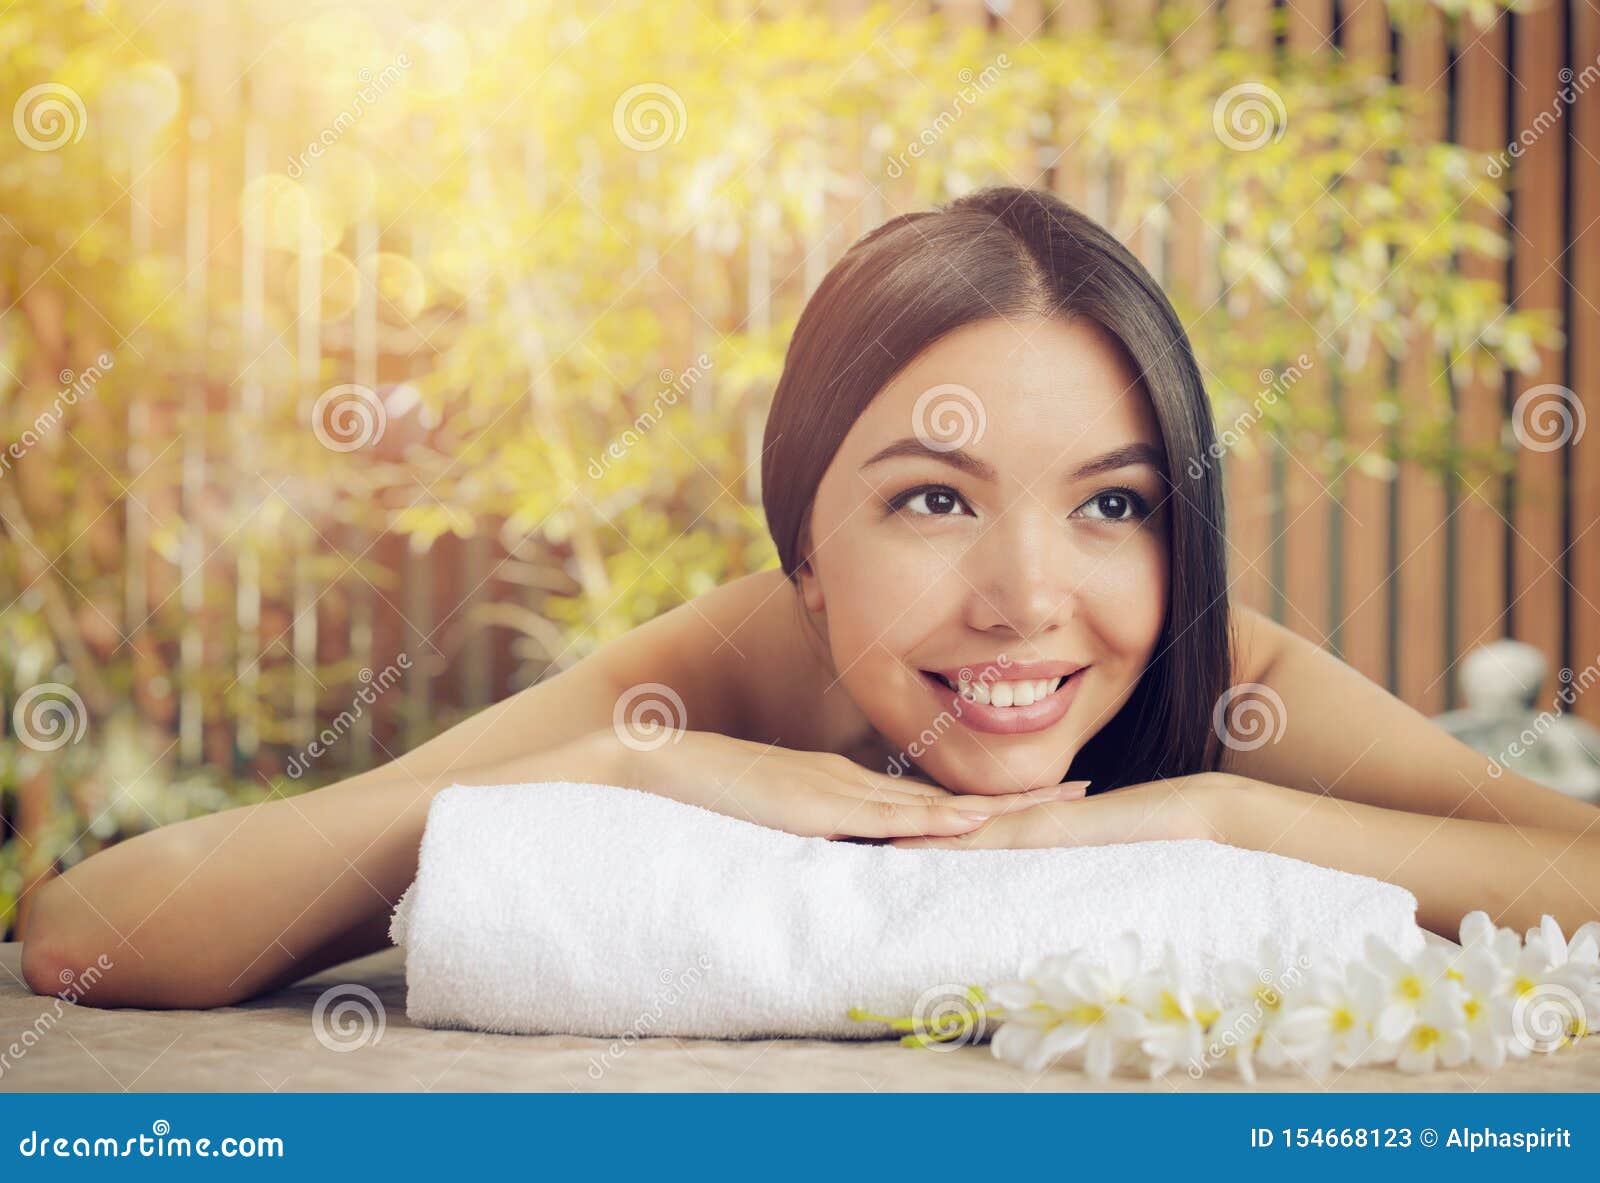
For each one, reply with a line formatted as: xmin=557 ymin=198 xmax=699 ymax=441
xmin=21 ymin=873 xmax=247 ymax=1011
xmin=19 ymin=878 xmax=135 ymax=1008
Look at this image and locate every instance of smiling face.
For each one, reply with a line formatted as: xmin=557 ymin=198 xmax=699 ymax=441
xmin=794 ymin=313 xmax=1171 ymax=794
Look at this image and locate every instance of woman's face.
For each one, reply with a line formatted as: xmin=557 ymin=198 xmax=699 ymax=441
xmin=797 ymin=314 xmax=1170 ymax=795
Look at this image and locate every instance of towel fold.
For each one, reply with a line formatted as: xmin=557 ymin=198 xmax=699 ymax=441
xmin=390 ymin=781 xmax=1425 ymax=1040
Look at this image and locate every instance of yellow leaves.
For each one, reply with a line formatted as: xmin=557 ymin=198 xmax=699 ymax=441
xmin=391 ymin=503 xmax=477 ymax=554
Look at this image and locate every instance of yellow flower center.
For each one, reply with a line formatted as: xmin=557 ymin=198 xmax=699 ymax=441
xmin=1331 ymin=1007 xmax=1355 ymax=1032
xmin=1410 ymin=1025 xmax=1440 ymax=1051
xmin=1397 ymin=975 xmax=1423 ymax=1002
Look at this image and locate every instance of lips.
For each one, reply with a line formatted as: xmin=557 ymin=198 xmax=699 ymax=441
xmin=917 ymin=664 xmax=1088 ymax=736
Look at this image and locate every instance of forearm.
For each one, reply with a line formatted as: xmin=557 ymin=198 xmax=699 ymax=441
xmin=21 ymin=730 xmax=621 ymax=1008
xmin=1224 ymin=777 xmax=1600 ymax=940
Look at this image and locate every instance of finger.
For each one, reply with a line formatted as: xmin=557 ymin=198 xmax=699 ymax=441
xmin=951 ymin=781 xmax=1090 ymax=815
xmin=806 ymin=791 xmax=994 ymax=840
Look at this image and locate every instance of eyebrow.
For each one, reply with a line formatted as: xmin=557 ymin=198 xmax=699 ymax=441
xmin=860 ymin=437 xmax=1165 ymax=483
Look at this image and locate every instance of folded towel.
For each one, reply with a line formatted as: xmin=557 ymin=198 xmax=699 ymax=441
xmin=390 ymin=781 xmax=1425 ymax=1040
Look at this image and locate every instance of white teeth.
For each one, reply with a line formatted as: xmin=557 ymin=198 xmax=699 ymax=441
xmin=946 ymin=671 xmax=1076 ymax=707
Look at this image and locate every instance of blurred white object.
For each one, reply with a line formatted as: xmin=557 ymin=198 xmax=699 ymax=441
xmin=1433 ymin=638 xmax=1600 ymax=802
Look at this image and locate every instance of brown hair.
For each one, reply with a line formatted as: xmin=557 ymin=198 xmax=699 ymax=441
xmin=758 ymin=185 xmax=1233 ymax=791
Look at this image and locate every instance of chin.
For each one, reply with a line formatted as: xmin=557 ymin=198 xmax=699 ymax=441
xmin=921 ymin=742 xmax=1076 ymax=796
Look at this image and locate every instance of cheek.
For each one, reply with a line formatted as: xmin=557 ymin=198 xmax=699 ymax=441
xmin=1078 ymin=533 xmax=1168 ymax=662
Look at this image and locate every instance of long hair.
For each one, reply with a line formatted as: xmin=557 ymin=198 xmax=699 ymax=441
xmin=759 ymin=185 xmax=1234 ymax=790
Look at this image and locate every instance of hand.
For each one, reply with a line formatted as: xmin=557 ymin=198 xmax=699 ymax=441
xmin=887 ymin=772 xmax=1236 ymax=850
xmin=587 ymin=727 xmax=1090 ymax=841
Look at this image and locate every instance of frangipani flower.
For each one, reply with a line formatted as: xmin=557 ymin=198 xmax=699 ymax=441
xmin=1271 ymin=963 xmax=1385 ymax=1078
xmin=1363 ymin=935 xmax=1465 ymax=1045
xmin=849 ymin=912 xmax=1600 ymax=1083
xmin=987 ymin=933 xmax=1147 ymax=1078
xmin=1393 ymin=992 xmax=1473 ymax=1073
xmin=1125 ymin=944 xmax=1219 ymax=1078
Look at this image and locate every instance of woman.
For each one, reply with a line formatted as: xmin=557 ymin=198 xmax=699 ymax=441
xmin=23 ymin=185 xmax=1600 ymax=1009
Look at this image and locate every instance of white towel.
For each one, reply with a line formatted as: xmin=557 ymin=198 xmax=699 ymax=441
xmin=390 ymin=781 xmax=1425 ymax=1040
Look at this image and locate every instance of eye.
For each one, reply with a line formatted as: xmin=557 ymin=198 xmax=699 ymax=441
xmin=1075 ymin=487 xmax=1151 ymax=523
xmin=888 ymin=485 xmax=973 ymax=518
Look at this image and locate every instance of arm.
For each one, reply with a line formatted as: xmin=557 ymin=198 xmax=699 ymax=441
xmin=19 ymin=658 xmax=638 ymax=1009
xmin=1220 ymin=603 xmax=1600 ymax=935
xmin=1221 ymin=775 xmax=1600 ymax=940
xmin=1222 ymin=603 xmax=1600 ymax=833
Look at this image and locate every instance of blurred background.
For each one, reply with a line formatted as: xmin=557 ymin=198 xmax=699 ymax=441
xmin=1 ymin=0 xmax=1596 ymax=939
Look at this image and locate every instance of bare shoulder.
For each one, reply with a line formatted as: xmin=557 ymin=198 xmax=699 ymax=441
xmin=584 ymin=566 xmax=810 ymax=742
xmin=1228 ymin=600 xmax=1289 ymax=686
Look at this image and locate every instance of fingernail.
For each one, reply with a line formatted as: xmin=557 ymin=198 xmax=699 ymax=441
xmin=957 ymin=811 xmax=989 ymax=822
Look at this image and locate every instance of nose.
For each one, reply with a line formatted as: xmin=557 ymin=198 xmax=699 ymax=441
xmin=960 ymin=500 xmax=1073 ymax=638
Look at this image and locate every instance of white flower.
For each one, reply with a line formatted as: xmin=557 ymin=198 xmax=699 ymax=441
xmin=987 ymin=933 xmax=1146 ymax=1079
xmin=1449 ymin=948 xmax=1512 ymax=1070
xmin=961 ymin=910 xmax=1600 ymax=1084
xmin=1271 ymin=962 xmax=1384 ymax=1077
xmin=1363 ymin=934 xmax=1464 ymax=1046
xmin=1393 ymin=992 xmax=1473 ymax=1073
xmin=1125 ymin=944 xmax=1218 ymax=1078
